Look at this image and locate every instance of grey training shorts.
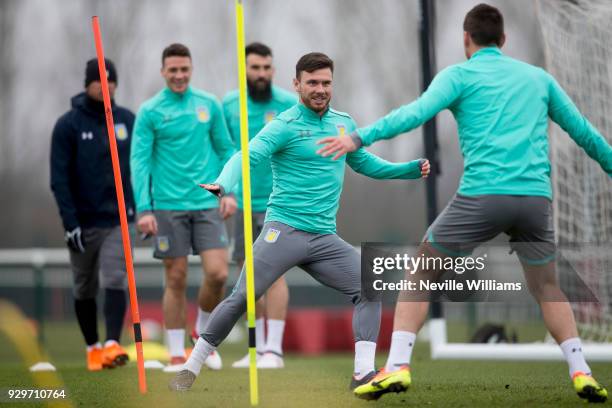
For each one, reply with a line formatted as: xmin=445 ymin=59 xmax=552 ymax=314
xmin=69 ymin=225 xmax=133 ymax=300
xmin=153 ymin=209 xmax=228 ymax=259
xmin=232 ymin=210 xmax=266 ymax=262
xmin=202 ymin=221 xmax=381 ymax=346
xmin=426 ymin=194 xmax=556 ymax=264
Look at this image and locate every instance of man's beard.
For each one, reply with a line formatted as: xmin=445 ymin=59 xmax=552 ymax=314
xmin=305 ymin=94 xmax=330 ymax=113
xmin=247 ymin=78 xmax=272 ymax=102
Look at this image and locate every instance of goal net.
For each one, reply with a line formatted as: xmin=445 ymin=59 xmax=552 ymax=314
xmin=429 ymin=0 xmax=612 ymax=360
xmin=539 ymin=0 xmax=612 ymax=344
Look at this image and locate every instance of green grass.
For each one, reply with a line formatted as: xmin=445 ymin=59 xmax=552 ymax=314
xmin=1 ymin=322 xmax=610 ymax=407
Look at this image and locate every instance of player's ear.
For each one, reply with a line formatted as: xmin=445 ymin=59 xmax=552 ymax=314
xmin=463 ymin=31 xmax=470 ymax=49
xmin=293 ymin=77 xmax=300 ymax=92
xmin=463 ymin=32 xmax=472 ymax=59
xmin=499 ymin=33 xmax=506 ymax=49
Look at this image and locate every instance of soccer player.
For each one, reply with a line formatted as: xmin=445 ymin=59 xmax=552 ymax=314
xmin=50 ymin=58 xmax=133 ymax=371
xmin=168 ymin=52 xmax=430 ymax=392
xmin=317 ymin=4 xmax=612 ymax=403
xmin=131 ymin=43 xmax=237 ymax=372
xmin=222 ymin=42 xmax=296 ymax=369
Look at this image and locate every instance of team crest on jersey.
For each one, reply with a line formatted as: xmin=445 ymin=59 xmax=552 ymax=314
xmin=264 ymin=228 xmax=280 ymax=243
xmin=157 ymin=236 xmax=170 ymax=252
xmin=264 ymin=111 xmax=277 ymax=123
xmin=196 ymin=106 xmax=210 ymax=123
xmin=336 ymin=124 xmax=346 ymax=136
xmin=115 ymin=123 xmax=128 ymax=141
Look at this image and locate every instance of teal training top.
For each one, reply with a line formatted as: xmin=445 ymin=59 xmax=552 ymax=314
xmin=214 ymin=103 xmax=424 ymax=234
xmin=357 ymin=47 xmax=612 ymax=199
xmin=222 ymin=86 xmax=296 ymax=212
xmin=131 ymin=86 xmax=236 ymax=212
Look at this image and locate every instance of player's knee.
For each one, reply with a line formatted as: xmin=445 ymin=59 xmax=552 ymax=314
xmin=227 ymin=289 xmax=248 ymax=312
xmin=165 ymin=268 xmax=187 ymax=292
xmin=101 ymin=273 xmax=127 ymax=291
xmin=526 ymin=279 xmax=558 ymax=300
xmin=524 ymin=265 xmax=558 ymax=300
xmin=166 ymin=277 xmax=187 ymax=292
xmin=205 ymin=266 xmax=228 ymax=288
xmin=73 ymin=279 xmax=98 ymax=299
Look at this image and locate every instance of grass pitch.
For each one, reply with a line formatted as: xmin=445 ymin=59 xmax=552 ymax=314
xmin=1 ymin=322 xmax=610 ymax=407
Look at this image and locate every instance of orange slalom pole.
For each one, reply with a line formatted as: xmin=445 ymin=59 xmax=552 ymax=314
xmin=91 ymin=16 xmax=147 ymax=394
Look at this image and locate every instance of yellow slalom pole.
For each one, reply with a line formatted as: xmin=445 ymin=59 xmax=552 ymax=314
xmin=234 ymin=0 xmax=258 ymax=405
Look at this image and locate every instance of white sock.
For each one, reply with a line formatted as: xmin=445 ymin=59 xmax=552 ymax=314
xmin=354 ymin=341 xmax=377 ymax=379
xmin=196 ymin=309 xmax=211 ymax=335
xmin=255 ymin=318 xmax=265 ymax=354
xmin=167 ymin=329 xmax=185 ymax=358
xmin=184 ymin=337 xmax=216 ymax=376
xmin=86 ymin=342 xmax=102 ymax=352
xmin=560 ymin=337 xmax=591 ymax=377
xmin=104 ymin=339 xmax=118 ymax=347
xmin=265 ymin=319 xmax=285 ymax=355
xmin=385 ymin=331 xmax=416 ymax=372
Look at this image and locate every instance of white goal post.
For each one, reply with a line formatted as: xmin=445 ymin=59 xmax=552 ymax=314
xmin=429 ymin=318 xmax=612 ymax=361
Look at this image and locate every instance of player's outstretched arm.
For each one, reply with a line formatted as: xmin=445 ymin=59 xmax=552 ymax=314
xmin=548 ymin=76 xmax=612 ymax=176
xmin=317 ymin=66 xmax=463 ymax=160
xmin=346 ymin=147 xmax=430 ymax=180
xmin=357 ymin=66 xmax=463 ymax=148
xmin=201 ymin=119 xmax=289 ymax=194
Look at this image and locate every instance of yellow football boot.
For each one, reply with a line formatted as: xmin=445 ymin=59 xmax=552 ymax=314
xmin=354 ymin=365 xmax=411 ymax=400
xmin=573 ymin=371 xmax=607 ymax=403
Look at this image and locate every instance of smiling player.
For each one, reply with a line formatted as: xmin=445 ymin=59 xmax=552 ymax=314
xmin=169 ymin=52 xmax=429 ymax=392
xmin=131 ymin=43 xmax=237 ymax=372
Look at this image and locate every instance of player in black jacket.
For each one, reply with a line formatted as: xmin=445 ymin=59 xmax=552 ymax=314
xmin=50 ymin=58 xmax=135 ymax=371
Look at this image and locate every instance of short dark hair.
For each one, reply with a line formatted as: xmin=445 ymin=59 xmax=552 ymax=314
xmin=295 ymin=52 xmax=334 ymax=79
xmin=463 ymin=3 xmax=504 ymax=46
xmin=162 ymin=43 xmax=191 ymax=65
xmin=245 ymin=42 xmax=272 ymax=58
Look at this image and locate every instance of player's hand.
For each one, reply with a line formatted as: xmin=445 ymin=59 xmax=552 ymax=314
xmin=420 ymin=159 xmax=431 ymax=178
xmin=137 ymin=214 xmax=158 ymax=236
xmin=316 ymin=135 xmax=358 ymax=160
xmin=65 ymin=226 xmax=85 ymax=253
xmin=219 ymin=195 xmax=237 ymax=220
xmin=199 ymin=183 xmax=224 ymax=198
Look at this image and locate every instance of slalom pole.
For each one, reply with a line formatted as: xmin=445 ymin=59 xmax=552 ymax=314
xmin=234 ymin=1 xmax=259 ymax=405
xmin=91 ymin=16 xmax=147 ymax=394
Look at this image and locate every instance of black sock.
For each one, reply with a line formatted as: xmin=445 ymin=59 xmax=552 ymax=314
xmin=104 ymin=289 xmax=126 ymax=342
xmin=74 ymin=298 xmax=98 ymax=346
